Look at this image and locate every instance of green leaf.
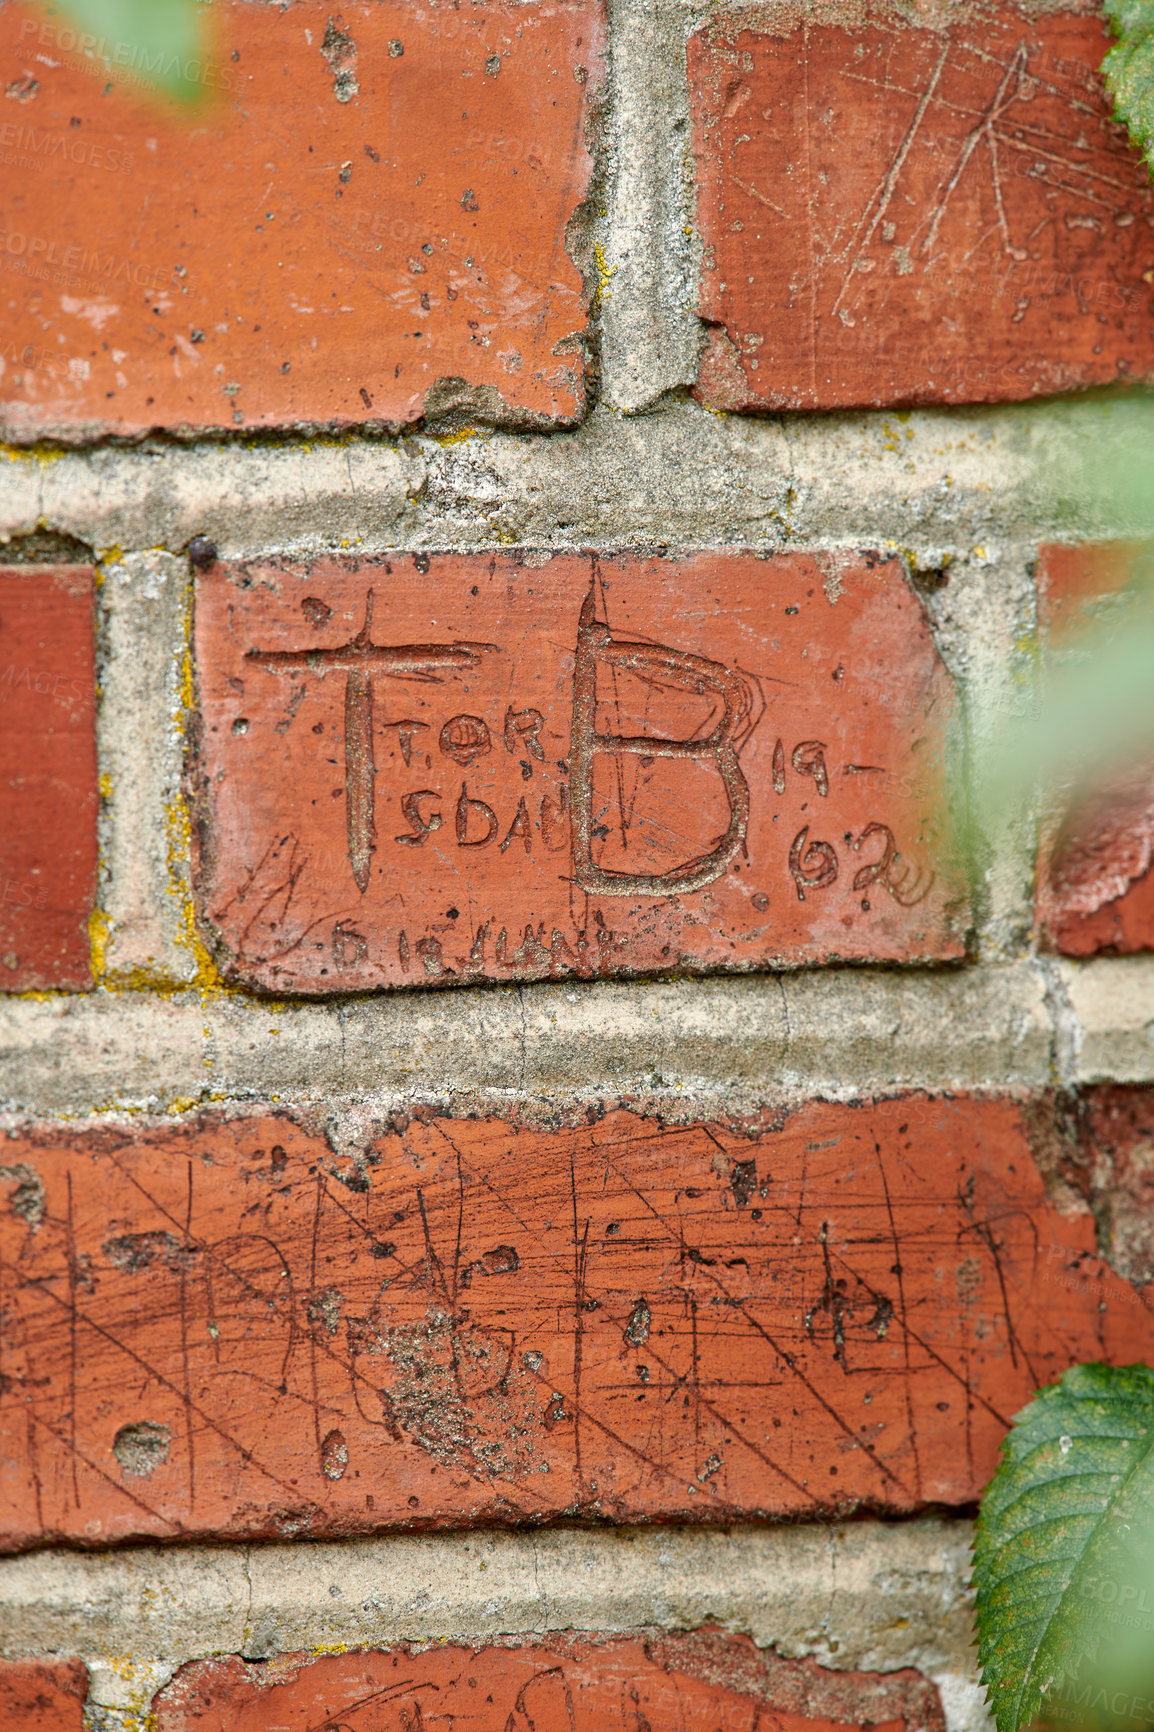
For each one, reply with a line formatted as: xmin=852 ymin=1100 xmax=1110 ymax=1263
xmin=34 ymin=0 xmax=208 ymax=105
xmin=1103 ymin=0 xmax=1154 ymax=169
xmin=1104 ymin=0 xmax=1154 ymax=42
xmin=974 ymin=1364 xmax=1154 ymax=1732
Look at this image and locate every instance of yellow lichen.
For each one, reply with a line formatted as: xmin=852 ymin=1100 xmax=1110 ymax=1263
xmin=88 ymin=905 xmax=111 ymax=981
xmin=0 ymin=441 xmax=63 ymax=468
xmin=591 ymin=239 xmax=617 ymax=313
xmin=487 ymin=515 xmax=520 ymax=545
xmin=166 ymin=573 xmax=229 ymax=994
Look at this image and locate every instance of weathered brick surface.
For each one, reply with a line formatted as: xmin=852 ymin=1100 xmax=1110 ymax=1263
xmin=0 ymin=0 xmax=602 ymax=440
xmin=0 ymin=1659 xmax=87 ymax=1730
xmin=1 ymin=1097 xmax=1148 ymax=1549
xmin=0 ymin=566 xmax=97 ymax=990
xmin=1073 ymin=1087 xmax=1154 ymax=1291
xmin=155 ymin=1633 xmax=943 ymax=1732
xmin=1035 ymin=542 xmax=1154 ymax=955
xmin=690 ymin=9 xmax=1154 ymax=412
xmin=191 ymin=550 xmax=963 ymax=992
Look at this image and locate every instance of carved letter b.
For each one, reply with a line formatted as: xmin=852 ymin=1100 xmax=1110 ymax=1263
xmin=569 ymin=590 xmax=753 ymax=897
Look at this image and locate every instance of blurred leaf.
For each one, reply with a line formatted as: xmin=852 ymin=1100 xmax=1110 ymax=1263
xmin=1050 ymin=396 xmax=1154 ymax=537
xmin=1104 ymin=0 xmax=1154 ymax=170
xmin=975 ymin=1364 xmax=1154 ymax=1732
xmin=39 ymin=0 xmax=209 ymax=105
xmin=1106 ymin=0 xmax=1154 ymax=34
xmin=967 ymin=543 xmax=1154 ymax=880
xmin=958 ymin=395 xmax=1154 ymax=874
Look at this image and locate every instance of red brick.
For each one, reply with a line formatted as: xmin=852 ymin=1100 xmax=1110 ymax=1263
xmin=0 ymin=1 xmax=602 ymax=440
xmin=1035 ymin=543 xmax=1154 ymax=955
xmin=0 ymin=567 xmax=97 ymax=990
xmin=690 ymin=10 xmax=1154 ymax=412
xmin=0 ymin=1096 xmax=1147 ymax=1548
xmin=190 ymin=550 xmax=964 ymax=992
xmin=1073 ymin=1087 xmax=1154 ymax=1290
xmin=0 ymin=1660 xmax=87 ymax=1732
xmin=155 ymin=1634 xmax=943 ymax=1732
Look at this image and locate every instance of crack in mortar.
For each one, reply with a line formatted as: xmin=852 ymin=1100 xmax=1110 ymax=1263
xmin=242 ymin=1543 xmax=254 ymax=1647
xmin=1037 ymin=956 xmax=1082 ymax=1087
xmin=517 ymin=985 xmax=528 ymax=1094
xmin=531 ymin=1531 xmax=549 ymax=1630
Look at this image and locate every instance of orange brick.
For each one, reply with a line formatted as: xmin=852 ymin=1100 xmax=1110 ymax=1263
xmin=0 ymin=567 xmax=97 ymax=990
xmin=0 ymin=1660 xmax=87 ymax=1732
xmin=1035 ymin=543 xmax=1154 ymax=955
xmin=0 ymin=1097 xmax=1148 ymax=1548
xmin=190 ymin=550 xmax=964 ymax=992
xmin=155 ymin=1635 xmax=943 ymax=1732
xmin=0 ymin=1 xmax=602 ymax=439
xmin=690 ymin=10 xmax=1154 ymax=412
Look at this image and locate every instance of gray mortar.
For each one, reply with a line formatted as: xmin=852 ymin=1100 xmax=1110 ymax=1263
xmin=97 ymin=552 xmax=196 ymax=984
xmin=1059 ymin=956 xmax=1154 ymax=1082
xmin=916 ymin=544 xmax=1039 ymax=962
xmin=0 ymin=1520 xmax=987 ymax=1732
xmin=16 ymin=440 xmax=419 ymax=559
xmin=2 ymin=399 xmax=1152 ymax=562
xmin=0 ymin=961 xmax=1062 ymax=1120
xmin=599 ymin=0 xmax=703 ymax=409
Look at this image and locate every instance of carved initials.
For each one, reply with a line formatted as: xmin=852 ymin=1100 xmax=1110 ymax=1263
xmin=248 ymin=585 xmax=765 ymax=904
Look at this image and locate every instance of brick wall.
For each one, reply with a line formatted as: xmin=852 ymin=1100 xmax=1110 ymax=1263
xmin=2 ymin=0 xmax=1154 ymax=1727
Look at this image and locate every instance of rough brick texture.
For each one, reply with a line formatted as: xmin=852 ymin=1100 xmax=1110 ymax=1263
xmin=0 ymin=0 xmax=602 ymax=440
xmin=1035 ymin=542 xmax=1154 ymax=955
xmin=1 ymin=1096 xmax=1148 ymax=1549
xmin=0 ymin=1659 xmax=87 ymax=1730
xmin=1072 ymin=1087 xmax=1154 ymax=1291
xmin=0 ymin=566 xmax=97 ymax=990
xmin=691 ymin=8 xmax=1154 ymax=411
xmin=155 ymin=1632 xmax=944 ymax=1732
xmin=6 ymin=0 xmax=1154 ymax=1703
xmin=191 ymin=549 xmax=963 ymax=992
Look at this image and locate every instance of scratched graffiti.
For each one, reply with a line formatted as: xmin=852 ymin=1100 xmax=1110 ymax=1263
xmin=154 ymin=1632 xmax=946 ymax=1732
xmin=0 ymin=1098 xmax=1148 ymax=1549
xmin=190 ymin=550 xmax=963 ymax=992
xmin=691 ymin=11 xmax=1154 ymax=410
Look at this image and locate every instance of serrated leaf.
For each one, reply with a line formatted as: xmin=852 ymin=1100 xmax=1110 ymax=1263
xmin=1103 ymin=0 xmax=1154 ymax=171
xmin=1104 ymin=0 xmax=1154 ymax=42
xmin=1104 ymin=37 xmax=1154 ymax=167
xmin=974 ymin=1363 xmax=1154 ymax=1732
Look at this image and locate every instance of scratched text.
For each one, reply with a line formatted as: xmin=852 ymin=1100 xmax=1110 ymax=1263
xmin=191 ymin=550 xmax=963 ymax=992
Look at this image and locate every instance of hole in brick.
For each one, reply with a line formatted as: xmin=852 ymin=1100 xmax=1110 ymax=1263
xmin=321 ymin=1428 xmax=349 ymax=1480
xmin=112 ymin=1421 xmax=171 ymax=1479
